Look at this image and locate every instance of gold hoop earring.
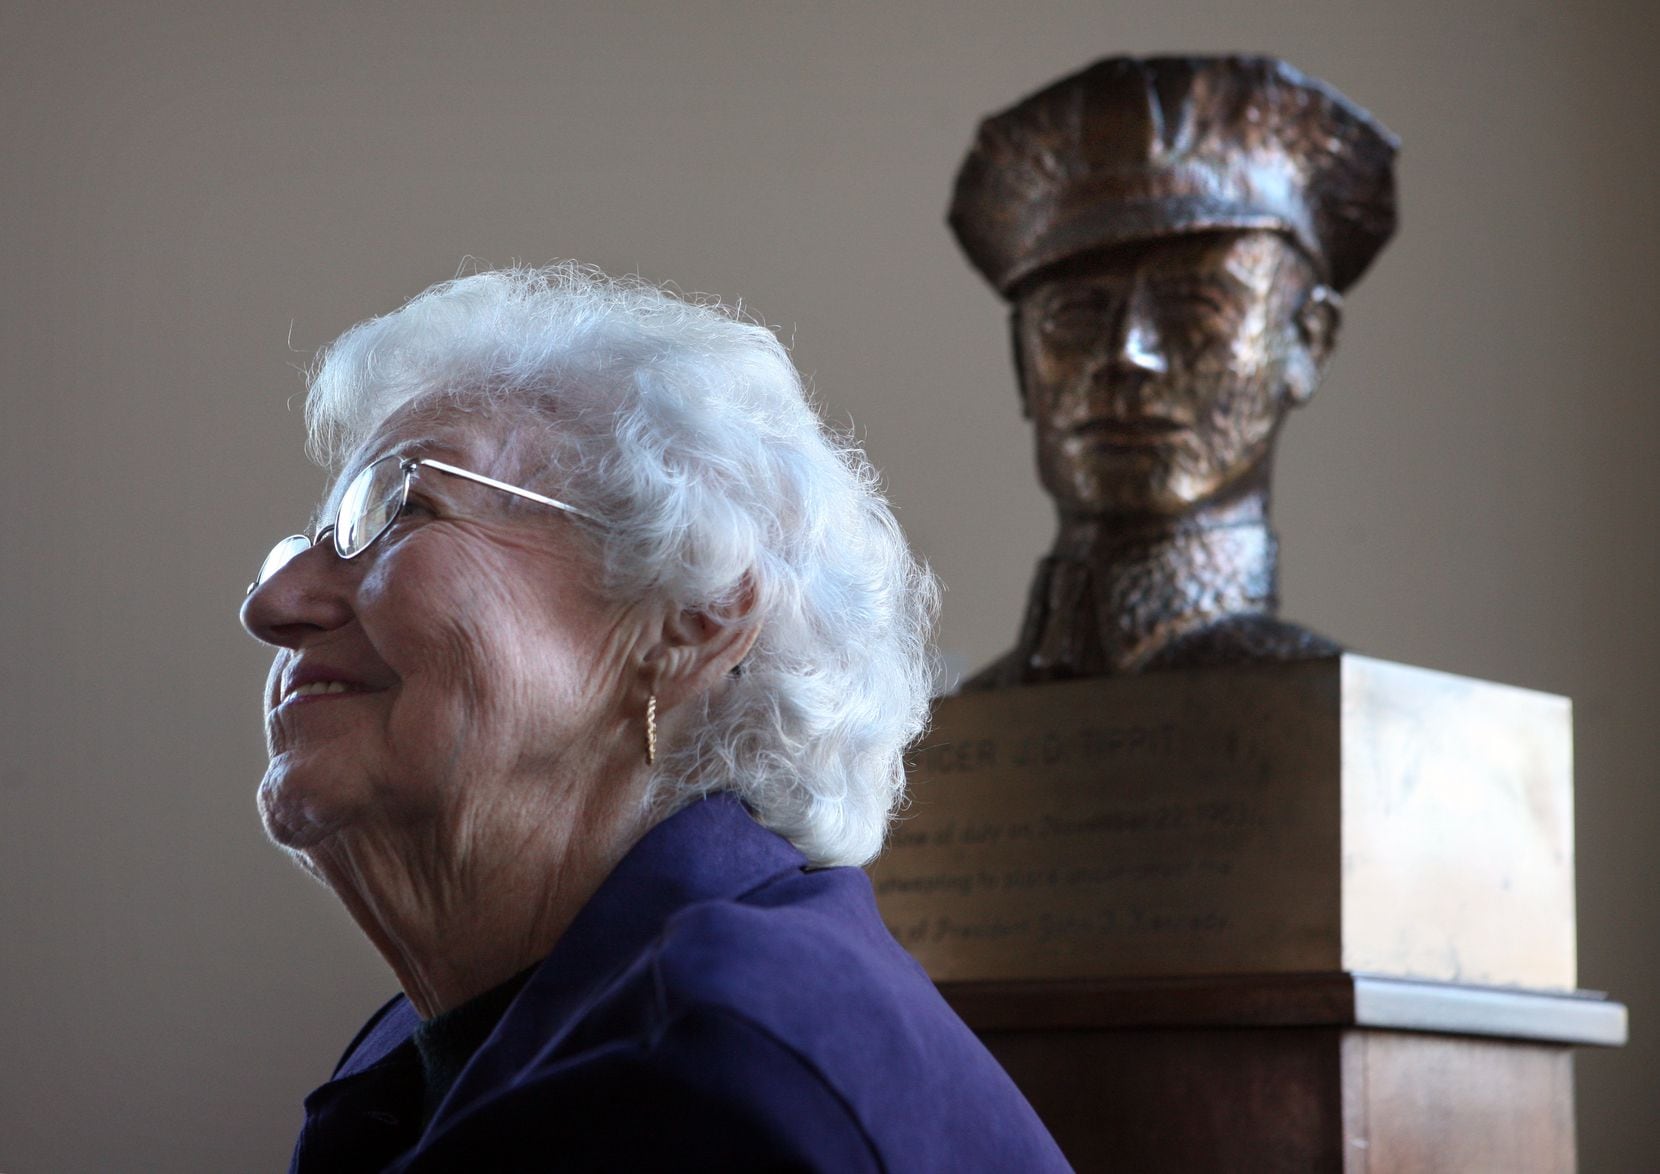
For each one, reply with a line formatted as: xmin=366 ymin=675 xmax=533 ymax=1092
xmin=645 ymin=694 xmax=657 ymax=766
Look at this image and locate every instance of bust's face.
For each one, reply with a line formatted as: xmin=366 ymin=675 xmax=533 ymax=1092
xmin=1014 ymin=230 xmax=1325 ymax=520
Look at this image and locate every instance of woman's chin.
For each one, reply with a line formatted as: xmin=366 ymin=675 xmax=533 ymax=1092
xmin=258 ymin=762 xmax=364 ymax=852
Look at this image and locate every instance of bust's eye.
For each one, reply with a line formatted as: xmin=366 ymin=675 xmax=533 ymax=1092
xmin=1149 ymin=280 xmax=1230 ymax=318
xmin=1040 ymin=293 xmax=1116 ymax=343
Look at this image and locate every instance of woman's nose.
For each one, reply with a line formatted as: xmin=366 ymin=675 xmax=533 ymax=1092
xmin=239 ymin=540 xmax=355 ymax=648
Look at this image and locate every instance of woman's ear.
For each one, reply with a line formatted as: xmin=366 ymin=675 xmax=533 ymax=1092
xmin=645 ymin=575 xmax=761 ymax=711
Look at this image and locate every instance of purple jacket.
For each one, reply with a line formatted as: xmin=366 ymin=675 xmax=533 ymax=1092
xmin=288 ymin=793 xmax=1070 ymax=1172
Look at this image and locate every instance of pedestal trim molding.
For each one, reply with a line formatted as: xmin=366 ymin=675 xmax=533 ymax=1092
xmin=942 ymin=971 xmax=1627 ymax=1046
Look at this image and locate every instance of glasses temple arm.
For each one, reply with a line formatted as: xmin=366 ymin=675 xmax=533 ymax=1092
xmin=414 ymin=459 xmax=599 ymax=524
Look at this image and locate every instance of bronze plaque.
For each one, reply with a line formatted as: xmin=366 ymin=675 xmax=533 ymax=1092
xmin=871 ymin=655 xmax=1573 ymax=989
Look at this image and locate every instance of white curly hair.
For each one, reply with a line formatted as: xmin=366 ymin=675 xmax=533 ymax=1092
xmin=302 ymin=263 xmax=939 ymax=867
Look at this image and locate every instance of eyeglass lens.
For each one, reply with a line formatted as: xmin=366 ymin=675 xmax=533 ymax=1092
xmin=251 ymin=535 xmax=313 ymax=592
xmin=249 ymin=456 xmax=410 ymax=593
xmin=335 ymin=456 xmax=408 ymax=559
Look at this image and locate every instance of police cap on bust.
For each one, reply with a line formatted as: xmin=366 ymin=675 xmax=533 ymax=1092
xmin=949 ymin=55 xmax=1399 ymax=298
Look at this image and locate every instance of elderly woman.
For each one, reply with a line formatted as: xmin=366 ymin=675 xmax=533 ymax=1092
xmin=240 ymin=265 xmax=1066 ymax=1171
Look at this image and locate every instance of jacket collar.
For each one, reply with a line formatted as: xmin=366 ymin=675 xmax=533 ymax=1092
xmin=324 ymin=794 xmax=803 ymax=1078
xmin=432 ymin=793 xmax=805 ymax=1113
xmin=297 ymin=794 xmax=806 ymax=1167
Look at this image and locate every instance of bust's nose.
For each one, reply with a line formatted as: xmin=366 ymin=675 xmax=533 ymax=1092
xmin=1081 ymin=296 xmax=1167 ymax=417
xmin=1107 ymin=292 xmax=1168 ymax=378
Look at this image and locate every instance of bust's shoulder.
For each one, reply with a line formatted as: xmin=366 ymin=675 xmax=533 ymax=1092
xmin=959 ymin=648 xmax=1028 ymax=692
xmin=960 ymin=615 xmax=1341 ymax=690
xmin=1145 ymin=614 xmax=1341 ymax=670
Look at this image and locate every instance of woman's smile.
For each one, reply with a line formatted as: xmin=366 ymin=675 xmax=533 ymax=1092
xmin=277 ymin=661 xmax=386 ymax=708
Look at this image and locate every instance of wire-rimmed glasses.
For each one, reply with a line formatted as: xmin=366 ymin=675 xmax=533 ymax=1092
xmin=246 ymin=455 xmax=597 ymax=595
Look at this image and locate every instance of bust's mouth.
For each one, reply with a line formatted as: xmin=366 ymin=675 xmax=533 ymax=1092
xmin=1071 ymin=417 xmax=1187 ymax=447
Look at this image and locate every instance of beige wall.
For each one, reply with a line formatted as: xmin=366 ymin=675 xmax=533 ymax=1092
xmin=3 ymin=3 xmax=1654 ymax=1169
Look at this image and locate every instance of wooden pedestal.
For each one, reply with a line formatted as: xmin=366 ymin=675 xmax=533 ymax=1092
xmin=946 ymin=973 xmax=1624 ymax=1172
xmin=869 ymin=659 xmax=1628 ymax=1170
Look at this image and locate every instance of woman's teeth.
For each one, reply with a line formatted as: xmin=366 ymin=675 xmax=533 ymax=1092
xmin=292 ymin=681 xmax=355 ymax=697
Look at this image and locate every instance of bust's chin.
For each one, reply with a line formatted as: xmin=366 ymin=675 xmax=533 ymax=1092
xmin=1045 ymin=452 xmax=1273 ymax=527
xmin=1049 ymin=478 xmax=1230 ymax=525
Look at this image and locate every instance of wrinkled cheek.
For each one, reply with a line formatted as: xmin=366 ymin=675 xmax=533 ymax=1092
xmin=385 ymin=682 xmax=474 ymax=792
xmin=381 ymin=618 xmax=516 ymax=787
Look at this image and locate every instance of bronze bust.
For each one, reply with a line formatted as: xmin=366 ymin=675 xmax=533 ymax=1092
xmin=949 ymin=56 xmax=1398 ymax=688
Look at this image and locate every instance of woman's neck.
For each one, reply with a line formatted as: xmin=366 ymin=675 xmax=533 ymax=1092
xmin=301 ymin=774 xmax=652 ymax=1019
